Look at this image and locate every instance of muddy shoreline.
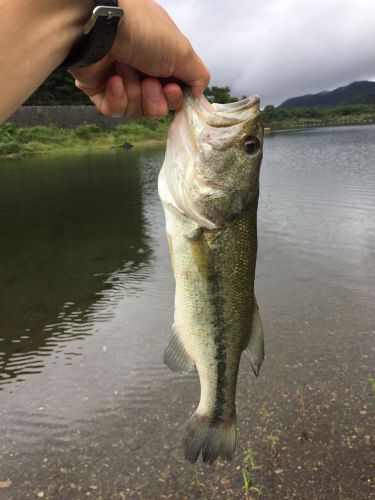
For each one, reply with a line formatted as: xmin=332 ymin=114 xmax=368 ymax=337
xmin=0 ymin=280 xmax=373 ymax=499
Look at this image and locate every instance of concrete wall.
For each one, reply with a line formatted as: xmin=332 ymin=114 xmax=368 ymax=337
xmin=8 ymin=106 xmax=128 ymax=129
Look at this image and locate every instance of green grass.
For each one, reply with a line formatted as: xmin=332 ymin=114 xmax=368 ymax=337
xmin=368 ymin=376 xmax=375 ymax=393
xmin=0 ymin=118 xmax=171 ymax=158
xmin=242 ymin=444 xmax=262 ymax=498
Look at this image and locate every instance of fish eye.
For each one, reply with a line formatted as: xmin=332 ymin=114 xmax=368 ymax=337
xmin=242 ymin=136 xmax=260 ymax=155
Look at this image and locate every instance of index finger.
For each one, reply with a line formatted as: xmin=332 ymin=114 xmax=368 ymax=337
xmin=174 ymin=44 xmax=210 ymax=98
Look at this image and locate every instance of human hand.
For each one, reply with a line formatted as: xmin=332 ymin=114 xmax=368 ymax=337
xmin=70 ymin=0 xmax=210 ymax=119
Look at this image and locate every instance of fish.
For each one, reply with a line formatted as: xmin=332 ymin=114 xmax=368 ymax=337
xmin=158 ymin=90 xmax=264 ymax=464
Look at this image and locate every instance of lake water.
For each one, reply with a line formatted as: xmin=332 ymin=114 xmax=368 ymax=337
xmin=0 ymin=126 xmax=374 ymax=499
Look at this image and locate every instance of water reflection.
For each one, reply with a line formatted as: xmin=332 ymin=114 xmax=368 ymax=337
xmin=0 ymin=150 xmax=154 ymax=388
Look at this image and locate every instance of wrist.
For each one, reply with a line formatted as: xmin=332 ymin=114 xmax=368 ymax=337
xmin=109 ymin=0 xmax=139 ymax=60
xmin=0 ymin=0 xmax=92 ymax=123
xmin=52 ymin=0 xmax=93 ymax=64
xmin=61 ymin=1 xmax=124 ymax=68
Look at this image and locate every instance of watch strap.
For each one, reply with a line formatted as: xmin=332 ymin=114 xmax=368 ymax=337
xmin=60 ymin=1 xmax=124 ymax=69
xmin=93 ymin=0 xmax=117 ymax=7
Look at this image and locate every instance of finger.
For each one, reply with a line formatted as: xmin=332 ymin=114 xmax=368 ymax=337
xmin=141 ymin=78 xmax=168 ymax=118
xmin=70 ymin=55 xmax=122 ymax=115
xmin=87 ymin=90 xmax=105 ymax=111
xmin=116 ymin=63 xmax=143 ymax=120
xmin=69 ymin=54 xmax=114 ymax=89
xmin=81 ymin=75 xmax=127 ymax=117
xmin=100 ymin=75 xmax=128 ymax=117
xmin=163 ymin=83 xmax=184 ymax=110
xmin=75 ymin=78 xmax=105 ymax=99
xmin=174 ymin=41 xmax=211 ymax=98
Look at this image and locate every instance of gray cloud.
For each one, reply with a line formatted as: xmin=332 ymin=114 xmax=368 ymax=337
xmin=159 ymin=0 xmax=375 ymax=105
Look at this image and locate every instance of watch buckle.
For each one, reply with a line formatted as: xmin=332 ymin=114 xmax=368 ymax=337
xmin=83 ymin=6 xmax=124 ymax=35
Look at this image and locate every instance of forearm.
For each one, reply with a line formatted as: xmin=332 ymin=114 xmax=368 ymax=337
xmin=0 ymin=0 xmax=91 ymax=123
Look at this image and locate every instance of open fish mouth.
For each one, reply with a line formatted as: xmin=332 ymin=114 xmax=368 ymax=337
xmin=183 ymin=90 xmax=261 ymax=128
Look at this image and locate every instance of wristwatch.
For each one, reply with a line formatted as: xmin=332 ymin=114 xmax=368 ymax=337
xmin=60 ymin=1 xmax=124 ymax=68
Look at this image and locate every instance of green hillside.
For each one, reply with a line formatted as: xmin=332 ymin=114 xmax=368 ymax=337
xmin=279 ymin=81 xmax=375 ymax=108
xmin=262 ymin=103 xmax=375 ymax=129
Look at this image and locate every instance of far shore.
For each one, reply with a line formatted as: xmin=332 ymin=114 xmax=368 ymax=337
xmin=0 ymin=121 xmax=169 ymax=159
xmin=1 ymin=117 xmax=374 ymax=159
xmin=0 ymin=139 xmax=165 ymax=160
xmin=267 ymin=120 xmax=375 ymax=134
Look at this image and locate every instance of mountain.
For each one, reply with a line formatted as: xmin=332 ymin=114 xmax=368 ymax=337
xmin=278 ymin=81 xmax=375 ymax=108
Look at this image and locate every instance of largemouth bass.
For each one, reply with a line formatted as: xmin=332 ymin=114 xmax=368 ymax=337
xmin=158 ymin=91 xmax=264 ymax=464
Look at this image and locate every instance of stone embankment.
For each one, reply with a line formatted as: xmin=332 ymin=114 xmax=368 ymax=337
xmin=8 ymin=106 xmax=127 ymax=129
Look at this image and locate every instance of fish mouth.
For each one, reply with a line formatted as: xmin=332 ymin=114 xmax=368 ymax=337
xmin=183 ymin=89 xmax=261 ymax=128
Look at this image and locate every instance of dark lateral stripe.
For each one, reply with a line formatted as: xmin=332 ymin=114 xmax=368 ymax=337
xmin=189 ymin=228 xmax=230 ymax=422
xmin=205 ymin=241 xmax=227 ymax=421
xmin=211 ymin=268 xmax=226 ymax=421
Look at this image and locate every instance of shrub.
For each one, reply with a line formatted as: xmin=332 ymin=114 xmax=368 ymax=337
xmin=16 ymin=126 xmax=65 ymax=144
xmin=0 ymin=141 xmax=22 ymax=155
xmin=0 ymin=122 xmax=17 ymax=141
xmin=73 ymin=124 xmax=101 ymax=139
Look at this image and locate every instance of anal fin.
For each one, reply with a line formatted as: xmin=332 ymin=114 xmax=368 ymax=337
xmin=164 ymin=325 xmax=195 ymax=374
xmin=245 ymin=297 xmax=265 ymax=377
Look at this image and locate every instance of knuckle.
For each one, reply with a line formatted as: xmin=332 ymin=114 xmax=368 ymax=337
xmin=159 ymin=57 xmax=175 ymax=78
xmin=75 ymin=79 xmax=84 ymax=90
xmin=203 ymin=68 xmax=211 ymax=87
xmin=181 ymin=37 xmax=193 ymax=58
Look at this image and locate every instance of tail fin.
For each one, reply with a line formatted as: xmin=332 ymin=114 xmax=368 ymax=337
xmin=183 ymin=412 xmax=237 ymax=464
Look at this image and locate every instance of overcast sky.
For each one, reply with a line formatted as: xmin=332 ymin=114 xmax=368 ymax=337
xmin=159 ymin=0 xmax=375 ymax=106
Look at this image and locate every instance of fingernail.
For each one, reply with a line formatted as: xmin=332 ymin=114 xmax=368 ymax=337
xmin=110 ymin=78 xmax=125 ymax=99
xmin=144 ymin=82 xmax=162 ymax=102
xmin=167 ymin=95 xmax=181 ymax=110
xmin=168 ymin=95 xmax=178 ymax=105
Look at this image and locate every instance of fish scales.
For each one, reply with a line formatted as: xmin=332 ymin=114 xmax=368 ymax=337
xmin=159 ymin=90 xmax=264 ymax=464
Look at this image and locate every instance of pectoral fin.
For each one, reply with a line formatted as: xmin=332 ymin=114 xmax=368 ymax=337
xmin=245 ymin=298 xmax=265 ymax=377
xmin=164 ymin=325 xmax=195 ymax=374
